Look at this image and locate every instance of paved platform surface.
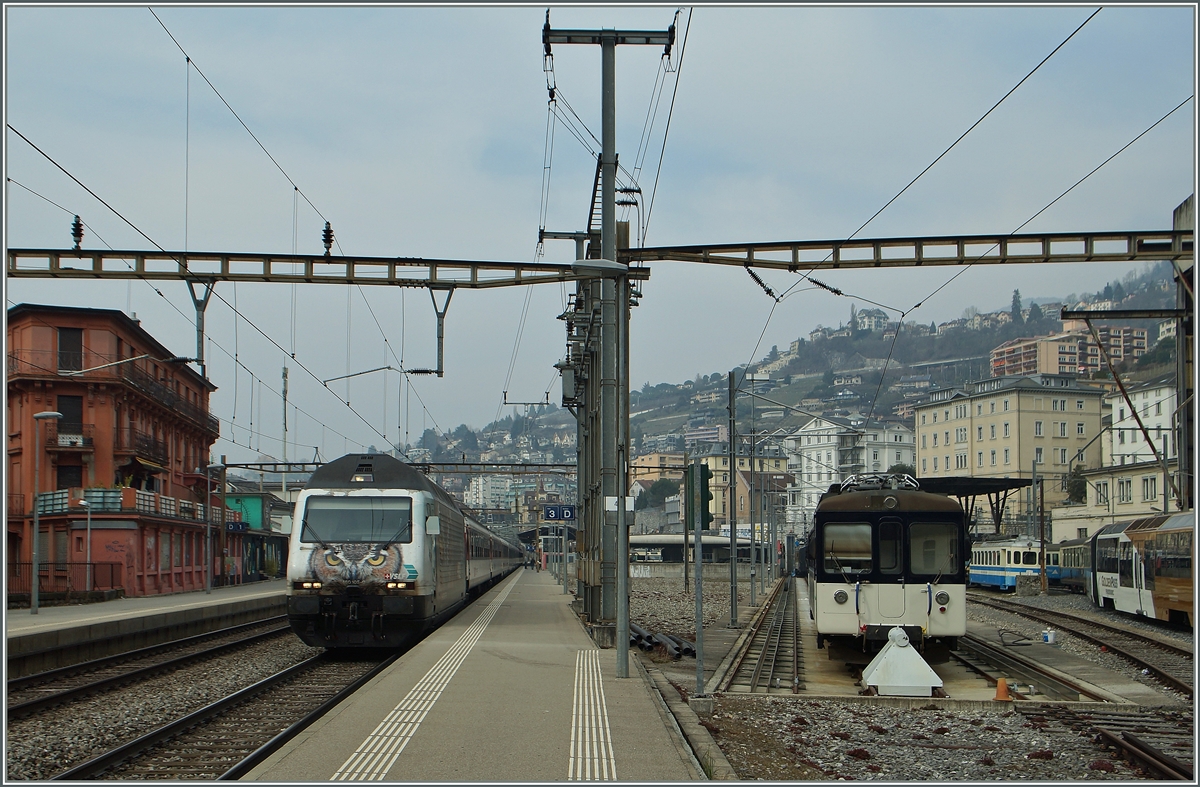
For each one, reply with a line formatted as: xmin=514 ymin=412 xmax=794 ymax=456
xmin=6 ymin=579 xmax=286 ymax=641
xmin=245 ymin=569 xmax=704 ymax=782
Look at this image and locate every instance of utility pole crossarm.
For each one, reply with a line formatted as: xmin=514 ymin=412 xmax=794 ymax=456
xmin=6 ymin=249 xmax=648 ymax=289
xmin=624 ymin=230 xmax=1193 ymax=271
xmin=544 ymin=29 xmax=673 ymax=45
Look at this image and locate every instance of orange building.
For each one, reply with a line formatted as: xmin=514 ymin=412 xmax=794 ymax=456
xmin=6 ymin=303 xmax=242 ymax=598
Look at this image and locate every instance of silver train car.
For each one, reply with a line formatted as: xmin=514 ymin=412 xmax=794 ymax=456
xmin=806 ymin=475 xmax=967 ymax=659
xmin=286 ymin=453 xmax=522 ymax=648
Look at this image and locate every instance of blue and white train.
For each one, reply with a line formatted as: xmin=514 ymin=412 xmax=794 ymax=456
xmin=968 ymin=538 xmax=1061 ymax=590
xmin=286 ymin=453 xmax=522 ymax=648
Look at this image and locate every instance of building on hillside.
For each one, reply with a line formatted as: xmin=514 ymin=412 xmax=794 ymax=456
xmin=1104 ymin=374 xmax=1178 ymax=471
xmin=889 ymin=374 xmax=931 ymax=393
xmin=936 ymin=318 xmax=968 ymax=335
xmin=691 ymin=442 xmax=791 ymax=531
xmin=683 ymin=423 xmax=729 ymax=450
xmin=914 ymin=374 xmax=1106 ymax=525
xmin=5 ymin=303 xmax=248 ymax=597
xmin=832 ymin=373 xmax=862 ymax=386
xmin=640 ymin=432 xmax=684 ymax=453
xmin=630 ymin=451 xmax=685 ymax=483
xmin=691 ymin=390 xmax=723 ymax=405
xmin=465 ymin=474 xmax=514 ymax=510
xmin=855 ymin=308 xmax=890 ymax=332
xmin=990 ymin=329 xmax=1149 ymax=378
xmin=782 ymin=414 xmax=915 ymax=530
xmin=1158 ymin=319 xmax=1177 ymax=343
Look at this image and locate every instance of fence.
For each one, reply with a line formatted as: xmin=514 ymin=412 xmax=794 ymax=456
xmin=7 ymin=562 xmax=124 ymax=595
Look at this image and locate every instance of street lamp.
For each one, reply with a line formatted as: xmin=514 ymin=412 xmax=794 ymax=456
xmin=31 ymin=410 xmax=63 ymax=614
xmin=77 ymin=498 xmax=92 ymax=593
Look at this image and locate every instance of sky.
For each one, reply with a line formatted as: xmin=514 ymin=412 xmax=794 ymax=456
xmin=4 ymin=4 xmax=1196 ymax=466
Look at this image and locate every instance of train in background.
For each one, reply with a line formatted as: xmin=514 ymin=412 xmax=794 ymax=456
xmin=286 ymin=453 xmax=522 ymax=648
xmin=806 ymin=474 xmax=967 ymax=658
xmin=967 ymin=538 xmax=1061 ymax=589
xmin=1060 ymin=512 xmax=1193 ymax=627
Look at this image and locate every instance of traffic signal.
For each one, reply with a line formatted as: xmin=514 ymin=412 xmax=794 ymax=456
xmin=699 ymin=464 xmax=714 ymax=530
xmin=683 ymin=465 xmax=694 ymax=535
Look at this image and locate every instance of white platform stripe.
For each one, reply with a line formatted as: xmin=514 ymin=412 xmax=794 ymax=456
xmin=568 ymin=649 xmax=616 ymax=781
xmin=331 ymin=574 xmax=521 ymax=781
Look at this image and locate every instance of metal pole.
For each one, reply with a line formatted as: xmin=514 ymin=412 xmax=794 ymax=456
xmin=83 ymin=500 xmax=92 ymax=593
xmin=617 ymin=496 xmax=629 ymax=678
xmin=728 ymin=371 xmax=737 ymax=627
xmin=1039 ymin=481 xmax=1047 ymax=594
xmin=750 ymin=396 xmax=756 ymax=608
xmin=693 ymin=459 xmax=705 ymax=698
xmin=205 ymin=464 xmax=212 ymax=594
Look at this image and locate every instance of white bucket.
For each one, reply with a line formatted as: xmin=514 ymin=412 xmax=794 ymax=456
xmin=1042 ymin=629 xmax=1056 ymax=645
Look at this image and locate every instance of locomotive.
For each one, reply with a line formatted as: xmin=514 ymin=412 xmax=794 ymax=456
xmin=286 ymin=453 xmax=522 ymax=648
xmin=806 ymin=474 xmax=967 ymax=660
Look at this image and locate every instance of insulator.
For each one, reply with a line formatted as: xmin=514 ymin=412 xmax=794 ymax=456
xmin=71 ymin=215 xmax=84 ymax=251
xmin=322 ymin=221 xmax=334 ymax=256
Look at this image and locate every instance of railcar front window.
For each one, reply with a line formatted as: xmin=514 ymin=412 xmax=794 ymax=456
xmin=908 ymin=522 xmax=958 ymax=576
xmin=823 ymin=523 xmax=872 ymax=574
xmin=301 ymin=497 xmax=412 ymax=544
xmin=879 ymin=519 xmax=902 ymax=574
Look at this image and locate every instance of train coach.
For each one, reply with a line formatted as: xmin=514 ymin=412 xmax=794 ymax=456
xmin=968 ymin=538 xmax=1061 ymax=590
xmin=286 ymin=453 xmax=522 ymax=648
xmin=806 ymin=474 xmax=967 ymax=658
xmin=1090 ymin=511 xmax=1193 ymax=627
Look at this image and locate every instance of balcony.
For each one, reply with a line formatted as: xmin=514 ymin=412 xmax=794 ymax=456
xmin=27 ymin=487 xmax=241 ymax=525
xmin=114 ymin=427 xmax=170 ymax=466
xmin=44 ymin=422 xmax=95 ymax=450
xmin=119 ymin=364 xmax=219 ymax=435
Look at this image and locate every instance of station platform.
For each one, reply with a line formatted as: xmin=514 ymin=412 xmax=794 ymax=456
xmin=244 ymin=569 xmax=706 ymax=782
xmin=6 ymin=579 xmax=286 ymax=676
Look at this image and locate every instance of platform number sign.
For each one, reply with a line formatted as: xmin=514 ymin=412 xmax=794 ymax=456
xmin=543 ymin=505 xmax=576 ymax=521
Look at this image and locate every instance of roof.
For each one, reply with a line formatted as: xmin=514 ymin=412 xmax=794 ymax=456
xmin=915 ymin=476 xmax=1032 ymax=496
xmin=305 ymin=453 xmax=462 ymax=513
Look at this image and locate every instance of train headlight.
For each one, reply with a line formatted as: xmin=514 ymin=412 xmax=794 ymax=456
xmin=934 ymin=590 xmax=950 ymax=605
xmin=833 ymin=589 xmax=849 ymax=604
xmin=883 ymin=496 xmax=898 ymax=509
xmin=386 ymin=582 xmax=409 ymax=590
xmin=292 ymin=581 xmax=323 ymax=590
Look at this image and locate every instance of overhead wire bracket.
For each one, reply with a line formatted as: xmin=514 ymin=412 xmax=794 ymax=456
xmin=407 ymin=286 xmax=454 ymax=377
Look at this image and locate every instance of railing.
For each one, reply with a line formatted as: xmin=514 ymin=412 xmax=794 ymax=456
xmin=22 ymin=488 xmax=240 ymax=524
xmin=113 ymin=427 xmax=170 ymax=466
xmin=44 ymin=421 xmax=96 ymax=449
xmin=7 ymin=349 xmax=218 ymax=434
xmin=7 ymin=562 xmax=124 ymax=594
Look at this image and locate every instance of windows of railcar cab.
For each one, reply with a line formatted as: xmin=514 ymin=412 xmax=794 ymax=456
xmin=823 ymin=523 xmax=872 ymax=574
xmin=1022 ymin=551 xmax=1037 ymax=565
xmin=879 ymin=519 xmax=902 ymax=574
xmin=909 ymin=522 xmax=958 ymax=576
xmin=1096 ymin=538 xmax=1119 ymax=574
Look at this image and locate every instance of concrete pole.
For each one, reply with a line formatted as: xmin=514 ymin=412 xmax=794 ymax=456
xmin=205 ymin=463 xmax=212 ymax=594
xmin=31 ymin=411 xmax=62 ymax=615
xmin=692 ymin=459 xmax=705 ymax=698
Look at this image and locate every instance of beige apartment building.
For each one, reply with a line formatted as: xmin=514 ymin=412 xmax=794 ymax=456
xmin=990 ymin=328 xmax=1148 ymax=377
xmin=690 ymin=444 xmax=788 ymax=529
xmin=915 ymin=374 xmax=1107 ymax=518
xmin=629 ymin=452 xmax=686 ymax=483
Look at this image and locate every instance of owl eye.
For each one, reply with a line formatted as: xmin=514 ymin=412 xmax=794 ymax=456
xmin=325 ymin=553 xmax=343 ymax=567
xmin=366 ymin=552 xmax=387 ymax=566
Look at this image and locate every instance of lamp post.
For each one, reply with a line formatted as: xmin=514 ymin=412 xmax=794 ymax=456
xmin=77 ymin=498 xmax=92 ymax=593
xmin=31 ymin=411 xmax=63 ymax=614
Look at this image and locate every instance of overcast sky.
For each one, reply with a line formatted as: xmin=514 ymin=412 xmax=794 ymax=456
xmin=4 ymin=5 xmax=1196 ymax=465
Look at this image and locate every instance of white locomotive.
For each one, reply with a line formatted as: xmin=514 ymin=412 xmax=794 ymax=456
xmin=286 ymin=453 xmax=522 ymax=648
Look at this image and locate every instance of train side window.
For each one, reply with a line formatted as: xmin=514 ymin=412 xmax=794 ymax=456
xmin=879 ymin=519 xmax=902 ymax=574
xmin=1022 ymin=551 xmax=1037 ymax=565
xmin=823 ymin=523 xmax=872 ymax=574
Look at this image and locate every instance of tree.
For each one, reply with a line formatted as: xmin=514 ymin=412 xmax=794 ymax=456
xmin=1065 ymin=466 xmax=1088 ymax=504
xmin=1112 ymin=282 xmax=1127 ymax=303
xmin=452 ymin=424 xmax=478 ymax=450
xmin=1027 ymin=301 xmax=1044 ymax=323
xmin=1102 ymin=283 xmax=1113 ymax=301
xmin=962 ymin=306 xmax=979 ymax=320
xmin=418 ymin=428 xmax=440 ymax=451
xmin=887 ymin=462 xmax=916 ymax=477
xmin=822 ymin=369 xmax=835 ymax=386
xmin=1010 ymin=290 xmax=1023 ymax=326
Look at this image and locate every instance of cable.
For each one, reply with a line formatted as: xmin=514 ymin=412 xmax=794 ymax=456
xmin=642 ymin=6 xmax=691 ymax=247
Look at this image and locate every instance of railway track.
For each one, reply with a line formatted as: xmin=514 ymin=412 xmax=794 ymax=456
xmin=1019 ymin=704 xmax=1194 ymax=780
xmin=967 ymin=594 xmax=1193 ymax=698
xmin=52 ymin=652 xmax=397 ymax=780
xmin=721 ymin=578 xmax=803 ymax=694
xmin=7 ymin=619 xmax=294 ymax=720
xmin=952 ymin=633 xmax=1112 ymax=702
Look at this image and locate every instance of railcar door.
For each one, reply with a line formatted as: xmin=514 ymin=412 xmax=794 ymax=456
xmin=877 ymin=517 xmax=905 ymax=619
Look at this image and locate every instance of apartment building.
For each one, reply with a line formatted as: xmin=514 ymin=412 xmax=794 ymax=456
xmin=990 ymin=329 xmax=1149 ymax=378
xmin=692 ymin=442 xmax=789 ymax=530
xmin=782 ymin=414 xmax=914 ymax=528
xmin=1049 ymin=458 xmax=1178 ymax=541
xmin=1104 ymin=373 xmax=1177 ymax=468
xmin=914 ymin=374 xmax=1106 ymax=517
xmin=6 ymin=304 xmax=242 ymax=597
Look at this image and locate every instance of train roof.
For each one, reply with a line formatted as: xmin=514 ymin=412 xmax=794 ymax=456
xmin=817 ymin=487 xmax=963 ymax=513
xmin=304 ymin=454 xmax=462 ymax=512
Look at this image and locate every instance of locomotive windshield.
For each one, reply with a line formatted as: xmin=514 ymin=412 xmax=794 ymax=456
xmin=300 ymin=496 xmax=412 ymax=544
xmin=823 ymin=523 xmax=872 ymax=574
xmin=909 ymin=522 xmax=959 ymax=576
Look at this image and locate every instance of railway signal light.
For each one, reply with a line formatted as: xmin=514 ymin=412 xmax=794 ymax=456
xmin=699 ymin=464 xmax=714 ymax=530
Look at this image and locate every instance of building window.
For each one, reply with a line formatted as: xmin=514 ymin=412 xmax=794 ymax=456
xmin=1095 ymin=481 xmax=1109 ymax=505
xmin=1117 ymin=478 xmax=1132 ymax=503
xmin=933 ymin=433 xmax=938 ymax=447
xmin=1004 ymin=448 xmax=1010 ymax=464
xmin=990 ymin=450 xmax=996 ymax=466
xmin=1057 ymin=448 xmax=1068 ymax=464
xmin=921 ymin=458 xmax=927 ymax=473
xmin=955 ymin=453 xmax=967 ymax=469
xmin=1155 ymin=400 xmax=1162 ymax=416
xmin=977 ymin=427 xmax=983 ymax=441
xmin=1142 ymin=477 xmax=1157 ymax=501
xmin=976 ymin=405 xmax=982 ymax=415
xmin=989 ymin=402 xmax=995 ymax=414
xmin=1077 ymin=528 xmax=1088 ymax=539
xmin=1035 ymin=447 xmax=1043 ymax=464
xmin=932 ymin=412 xmax=938 ymax=423
xmin=977 ymin=452 xmax=983 ymax=467
xmin=933 ymin=457 xmax=938 ymax=471
xmin=1077 ymin=422 xmax=1085 ymax=436
xmin=1034 ymin=421 xmax=1043 ymax=437
xmin=895 ymin=451 xmax=901 ymax=462
xmin=990 ymin=424 xmax=996 ymax=439
xmin=1003 ymin=422 xmax=1010 ymax=438
xmin=1003 ymin=399 xmax=1010 ymax=411
xmin=1076 ymin=400 xmax=1084 ymax=409
xmin=1058 ymin=422 xmax=1067 ymax=437
xmin=921 ymin=414 xmax=926 ymax=425
xmin=58 ymin=327 xmax=84 ymax=372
